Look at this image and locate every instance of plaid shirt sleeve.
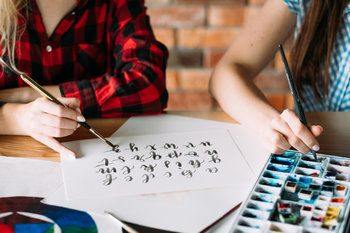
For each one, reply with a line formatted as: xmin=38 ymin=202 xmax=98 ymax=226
xmin=59 ymin=0 xmax=168 ymax=117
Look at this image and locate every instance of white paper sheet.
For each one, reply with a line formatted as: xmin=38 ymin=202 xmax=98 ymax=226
xmin=113 ymin=114 xmax=270 ymax=177
xmin=61 ymin=130 xmax=253 ymax=200
xmin=0 ymin=114 xmax=269 ymax=233
xmin=107 ymin=114 xmax=270 ymax=232
xmin=0 ymin=156 xmax=61 ymax=197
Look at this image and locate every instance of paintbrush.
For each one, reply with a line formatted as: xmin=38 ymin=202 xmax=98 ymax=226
xmin=20 ymin=73 xmax=115 ymax=149
xmin=278 ymin=44 xmax=318 ymax=161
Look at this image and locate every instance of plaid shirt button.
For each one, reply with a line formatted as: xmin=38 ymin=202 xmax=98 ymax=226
xmin=46 ymin=45 xmax=52 ymax=53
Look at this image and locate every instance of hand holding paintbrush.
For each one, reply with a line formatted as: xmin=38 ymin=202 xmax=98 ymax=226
xmin=278 ymin=44 xmax=322 ymax=158
xmin=8 ymin=74 xmax=115 ymax=158
xmin=16 ymin=95 xmax=84 ymax=158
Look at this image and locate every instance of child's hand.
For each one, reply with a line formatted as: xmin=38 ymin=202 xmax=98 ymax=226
xmin=263 ymin=109 xmax=323 ymax=154
xmin=17 ymin=97 xmax=85 ymax=158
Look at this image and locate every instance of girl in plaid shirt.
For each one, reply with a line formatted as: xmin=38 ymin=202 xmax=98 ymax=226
xmin=0 ymin=0 xmax=168 ymax=157
xmin=210 ymin=0 xmax=350 ymax=155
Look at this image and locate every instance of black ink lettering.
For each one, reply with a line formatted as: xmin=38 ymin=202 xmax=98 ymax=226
xmin=149 ymin=151 xmax=162 ymax=160
xmin=146 ymin=144 xmax=157 ymax=150
xmin=112 ymin=156 xmax=125 ymax=163
xmin=164 ymin=160 xmax=171 ymax=168
xmin=164 ymin=143 xmax=178 ymax=149
xmin=95 ymin=158 xmax=110 ymax=167
xmin=188 ymin=160 xmax=204 ymax=168
xmin=129 ymin=143 xmax=139 ymax=152
xmin=112 ymin=145 xmax=121 ymax=153
xmin=164 ymin=172 xmax=172 ymax=178
xmin=96 ymin=167 xmax=117 ymax=174
xmin=104 ymin=144 xmax=121 ymax=153
xmin=140 ymin=164 xmax=157 ymax=172
xmin=209 ymin=155 xmax=221 ymax=163
xmin=184 ymin=151 xmax=198 ymax=157
xmin=176 ymin=162 xmax=182 ymax=169
xmin=103 ymin=174 xmax=117 ymax=185
xmin=168 ymin=151 xmax=182 ymax=158
xmin=206 ymin=167 xmax=219 ymax=173
xmin=131 ymin=155 xmax=146 ymax=162
xmin=142 ymin=174 xmax=155 ymax=183
xmin=181 ymin=170 xmax=195 ymax=178
xmin=200 ymin=141 xmax=212 ymax=147
xmin=124 ymin=176 xmax=133 ymax=182
xmin=121 ymin=166 xmax=134 ymax=175
xmin=204 ymin=150 xmax=218 ymax=155
xmin=184 ymin=143 xmax=196 ymax=148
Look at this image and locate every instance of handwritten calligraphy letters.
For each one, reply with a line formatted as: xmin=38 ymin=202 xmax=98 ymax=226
xmin=61 ymin=130 xmax=247 ymax=199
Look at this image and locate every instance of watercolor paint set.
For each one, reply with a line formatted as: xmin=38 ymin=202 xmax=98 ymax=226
xmin=230 ymin=151 xmax=350 ymax=233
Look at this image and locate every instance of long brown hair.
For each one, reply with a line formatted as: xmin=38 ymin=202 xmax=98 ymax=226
xmin=291 ymin=0 xmax=348 ymax=100
xmin=0 ymin=0 xmax=27 ymax=74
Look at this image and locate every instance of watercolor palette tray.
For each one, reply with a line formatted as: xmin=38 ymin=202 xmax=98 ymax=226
xmin=230 ymin=151 xmax=350 ymax=233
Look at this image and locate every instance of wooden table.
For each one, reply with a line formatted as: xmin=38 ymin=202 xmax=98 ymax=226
xmin=1 ymin=111 xmax=350 ymax=160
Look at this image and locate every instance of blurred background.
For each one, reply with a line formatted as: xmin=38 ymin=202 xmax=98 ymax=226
xmin=146 ymin=0 xmax=295 ymax=112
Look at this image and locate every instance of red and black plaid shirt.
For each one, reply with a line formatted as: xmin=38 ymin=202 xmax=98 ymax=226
xmin=0 ymin=0 xmax=168 ymax=117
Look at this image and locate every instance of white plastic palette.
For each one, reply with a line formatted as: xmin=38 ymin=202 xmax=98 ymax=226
xmin=230 ymin=151 xmax=350 ymax=233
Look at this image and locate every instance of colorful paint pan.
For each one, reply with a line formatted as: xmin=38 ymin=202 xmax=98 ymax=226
xmin=323 ymin=212 xmax=338 ymax=230
xmin=230 ymin=150 xmax=350 ymax=233
xmin=270 ymin=156 xmax=295 ymax=166
xmin=330 ymin=158 xmax=350 ymax=167
xmin=310 ymin=216 xmax=324 ymax=228
xmin=267 ymin=163 xmax=292 ymax=173
xmin=237 ymin=217 xmax=265 ymax=229
xmin=279 ymin=151 xmax=298 ymax=158
xmin=324 ymin=171 xmax=338 ymax=180
xmin=297 ymin=176 xmax=313 ymax=189
xmin=313 ymin=205 xmax=327 ymax=216
xmin=301 ymin=154 xmax=319 ymax=162
xmin=233 ymin=226 xmax=262 ymax=233
xmin=298 ymin=189 xmax=313 ymax=201
xmin=255 ymin=185 xmax=281 ymax=195
xmin=320 ymin=186 xmax=333 ymax=197
xmin=323 ymin=180 xmax=335 ymax=187
xmin=300 ymin=205 xmax=313 ymax=216
xmin=309 ymin=184 xmax=322 ymax=191
xmin=242 ymin=209 xmax=269 ymax=220
xmin=315 ymin=195 xmax=331 ymax=206
xmin=268 ymin=221 xmax=299 ymax=233
xmin=335 ymin=185 xmax=347 ymax=196
xmin=246 ymin=201 xmax=274 ymax=212
xmin=335 ymin=173 xmax=349 ymax=182
xmin=259 ymin=178 xmax=283 ymax=188
xmin=286 ymin=175 xmax=298 ymax=183
xmin=284 ymin=181 xmax=297 ymax=193
xmin=327 ymin=164 xmax=350 ymax=174
xmin=277 ymin=202 xmax=292 ymax=213
xmin=262 ymin=170 xmax=288 ymax=180
xmin=278 ymin=212 xmax=298 ymax=224
xmin=297 ymin=161 xmax=324 ymax=172
xmin=295 ymin=167 xmax=320 ymax=177
xmin=251 ymin=193 xmax=278 ymax=203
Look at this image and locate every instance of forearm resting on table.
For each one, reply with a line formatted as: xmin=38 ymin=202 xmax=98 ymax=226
xmin=0 ymin=85 xmax=61 ymax=103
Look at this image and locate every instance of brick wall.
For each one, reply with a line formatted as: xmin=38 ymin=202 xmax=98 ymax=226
xmin=146 ymin=0 xmax=294 ymax=111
